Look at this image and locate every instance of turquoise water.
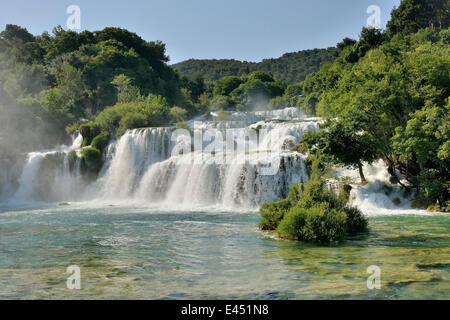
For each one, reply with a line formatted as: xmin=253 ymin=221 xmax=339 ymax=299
xmin=0 ymin=204 xmax=449 ymax=299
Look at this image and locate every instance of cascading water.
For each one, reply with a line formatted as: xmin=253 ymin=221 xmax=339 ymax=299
xmin=340 ymin=160 xmax=418 ymax=215
xmin=92 ymin=118 xmax=318 ymax=208
xmin=0 ymin=108 xmax=423 ymax=214
xmin=6 ymin=133 xmax=83 ymax=205
xmin=94 ymin=128 xmax=176 ymax=199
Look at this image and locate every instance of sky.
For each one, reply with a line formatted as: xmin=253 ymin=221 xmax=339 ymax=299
xmin=0 ymin=0 xmax=400 ymax=64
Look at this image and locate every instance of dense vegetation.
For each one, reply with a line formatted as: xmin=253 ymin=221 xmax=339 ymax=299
xmin=0 ymin=25 xmax=207 ymax=158
xmin=209 ymin=70 xmax=288 ymax=111
xmin=260 ymin=158 xmax=368 ymax=243
xmin=172 ymin=48 xmax=337 ymax=83
xmin=269 ymin=0 xmax=450 ymax=218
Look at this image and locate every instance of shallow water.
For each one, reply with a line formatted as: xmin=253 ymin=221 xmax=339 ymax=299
xmin=0 ymin=204 xmax=448 ymax=299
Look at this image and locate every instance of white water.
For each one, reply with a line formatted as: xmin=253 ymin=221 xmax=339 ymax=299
xmin=339 ymin=160 xmax=419 ymax=216
xmin=90 ymin=119 xmax=317 ymax=208
xmin=204 ymin=107 xmax=320 ymax=123
xmin=1 ymin=108 xmax=424 ymax=215
xmin=5 ymin=133 xmax=83 ymax=206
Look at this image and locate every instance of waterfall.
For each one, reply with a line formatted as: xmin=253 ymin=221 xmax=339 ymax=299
xmin=6 ymin=133 xmax=83 ymax=205
xmin=0 ymin=108 xmax=423 ymax=214
xmin=94 ymin=128 xmax=176 ymax=199
xmin=346 ymin=160 xmax=417 ymax=215
xmin=93 ymin=118 xmax=318 ymax=208
xmin=330 ymin=159 xmax=418 ymax=215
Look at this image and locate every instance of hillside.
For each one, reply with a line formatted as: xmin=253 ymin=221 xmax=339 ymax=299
xmin=172 ymin=47 xmax=337 ymax=82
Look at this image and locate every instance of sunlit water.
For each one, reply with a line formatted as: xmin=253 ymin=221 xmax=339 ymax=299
xmin=0 ymin=204 xmax=448 ymax=300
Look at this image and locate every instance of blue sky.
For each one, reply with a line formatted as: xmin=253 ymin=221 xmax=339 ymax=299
xmin=0 ymin=0 xmax=400 ymax=64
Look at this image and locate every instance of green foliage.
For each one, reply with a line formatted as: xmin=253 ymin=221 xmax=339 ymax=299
xmin=80 ymin=147 xmax=102 ymax=177
xmin=259 ymin=158 xmax=368 ymax=243
xmin=392 ymin=101 xmax=449 ymax=166
xmin=277 ymin=206 xmax=348 ymax=243
xmin=295 ymin=17 xmax=449 ymax=209
xmin=91 ymin=133 xmax=110 ymax=152
xmin=79 ymin=122 xmax=100 ymax=147
xmin=215 ymin=109 xmax=232 ymax=121
xmin=213 ymin=76 xmax=243 ymax=96
xmin=387 ymin=0 xmax=449 ymax=37
xmin=118 ymin=112 xmax=148 ymax=136
xmin=0 ymin=24 xmax=206 ymax=158
xmin=415 ymin=169 xmax=449 ymax=208
xmin=176 ymin=121 xmax=190 ymax=130
xmin=259 ymin=198 xmax=291 ymax=230
xmin=231 ymin=78 xmax=271 ymax=110
xmin=170 ymin=106 xmax=188 ymax=122
xmin=211 ymin=95 xmax=234 ymax=111
xmin=111 ymin=74 xmax=141 ymax=103
xmin=440 ymin=28 xmax=450 ymax=44
xmin=65 ymin=122 xmax=81 ymax=135
xmin=173 ymin=48 xmax=337 ymax=83
xmin=343 ymin=206 xmax=370 ymax=234
xmin=344 ymin=28 xmax=386 ymax=63
xmin=284 ymin=83 xmax=303 ymax=97
xmin=300 ymin=116 xmax=379 ymax=183
xmin=95 ymin=93 xmax=171 ymax=137
xmin=207 ymin=71 xmax=290 ymax=111
xmin=67 ymin=150 xmax=78 ymax=173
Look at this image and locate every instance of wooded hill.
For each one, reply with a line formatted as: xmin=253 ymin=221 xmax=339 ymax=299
xmin=172 ymin=47 xmax=337 ymax=83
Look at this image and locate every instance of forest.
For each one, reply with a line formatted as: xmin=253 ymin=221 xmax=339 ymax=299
xmin=172 ymin=47 xmax=337 ymax=82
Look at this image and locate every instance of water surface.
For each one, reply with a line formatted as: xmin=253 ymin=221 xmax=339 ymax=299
xmin=0 ymin=205 xmax=448 ymax=299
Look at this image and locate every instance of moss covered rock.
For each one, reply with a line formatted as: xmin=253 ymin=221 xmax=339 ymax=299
xmin=91 ymin=133 xmax=110 ymax=153
xmin=67 ymin=150 xmax=78 ymax=173
xmin=79 ymin=122 xmax=100 ymax=147
xmin=80 ymin=147 xmax=103 ymax=178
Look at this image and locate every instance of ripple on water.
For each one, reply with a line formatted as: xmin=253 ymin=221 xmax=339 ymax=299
xmin=0 ymin=206 xmax=448 ymax=299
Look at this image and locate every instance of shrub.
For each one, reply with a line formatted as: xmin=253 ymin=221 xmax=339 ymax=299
xmin=79 ymin=122 xmax=100 ymax=147
xmin=91 ymin=133 xmax=110 ymax=153
xmin=416 ymin=169 xmax=448 ymax=209
xmin=80 ymin=147 xmax=103 ymax=177
xmin=216 ymin=109 xmax=232 ymax=121
xmin=276 ymin=205 xmax=348 ymax=243
xmin=296 ymin=176 xmax=344 ymax=210
xmin=259 ymin=159 xmax=369 ymax=243
xmin=176 ymin=121 xmax=190 ymax=130
xmin=338 ymin=184 xmax=352 ymax=204
xmin=117 ymin=112 xmax=148 ymax=136
xmin=94 ymin=94 xmax=171 ymax=137
xmin=259 ymin=198 xmax=291 ymax=230
xmin=211 ymin=95 xmax=234 ymax=111
xmin=66 ymin=122 xmax=81 ymax=135
xmin=170 ymin=106 xmax=188 ymax=122
xmin=343 ymin=206 xmax=368 ymax=234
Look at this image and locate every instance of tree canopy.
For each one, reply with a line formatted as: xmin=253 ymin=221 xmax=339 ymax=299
xmin=0 ymin=25 xmax=205 ymax=155
xmin=293 ymin=0 xmax=450 ymax=210
xmin=172 ymin=47 xmax=337 ymax=83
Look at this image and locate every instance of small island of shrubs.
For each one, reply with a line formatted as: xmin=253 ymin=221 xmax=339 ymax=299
xmin=259 ymin=160 xmax=368 ymax=243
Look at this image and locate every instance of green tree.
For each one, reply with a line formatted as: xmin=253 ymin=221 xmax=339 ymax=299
xmin=111 ymin=74 xmax=141 ymax=103
xmin=213 ymin=76 xmax=243 ymax=96
xmin=387 ymin=0 xmax=449 ymax=37
xmin=300 ymin=116 xmax=379 ymax=183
